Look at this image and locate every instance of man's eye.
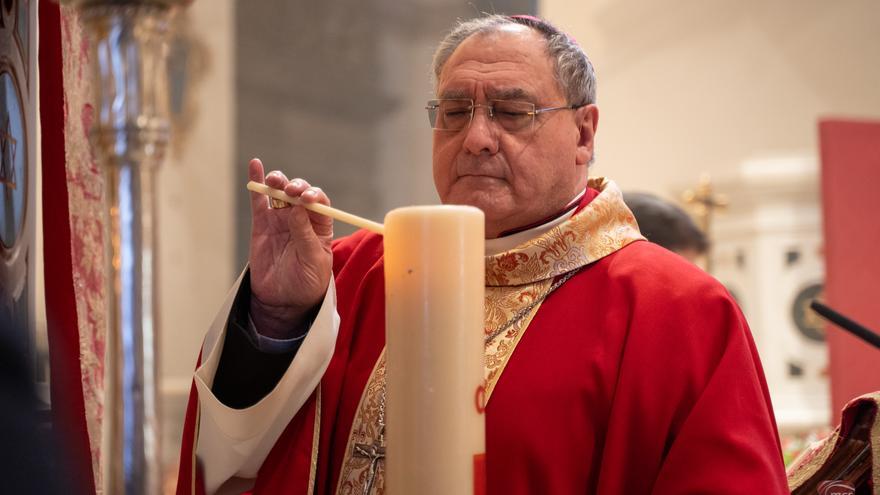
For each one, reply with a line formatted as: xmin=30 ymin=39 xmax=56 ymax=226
xmin=444 ymin=110 xmax=470 ymax=118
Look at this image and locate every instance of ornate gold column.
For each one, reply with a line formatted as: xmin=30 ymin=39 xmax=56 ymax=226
xmin=57 ymin=1 xmax=186 ymax=493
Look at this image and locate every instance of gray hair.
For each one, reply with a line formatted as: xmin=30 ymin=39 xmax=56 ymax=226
xmin=431 ymin=15 xmax=596 ymax=106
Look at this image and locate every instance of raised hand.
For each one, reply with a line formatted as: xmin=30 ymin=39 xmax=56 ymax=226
xmin=246 ymin=158 xmax=334 ymax=338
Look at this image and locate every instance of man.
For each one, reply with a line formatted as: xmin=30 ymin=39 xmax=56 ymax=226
xmin=177 ymin=15 xmax=788 ymax=494
xmin=622 ymin=191 xmax=709 ymax=263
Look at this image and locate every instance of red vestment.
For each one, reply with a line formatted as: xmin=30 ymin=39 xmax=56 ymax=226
xmin=177 ymin=180 xmax=788 ymax=494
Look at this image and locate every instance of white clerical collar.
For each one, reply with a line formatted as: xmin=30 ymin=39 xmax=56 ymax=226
xmin=484 ymin=190 xmax=586 ymax=256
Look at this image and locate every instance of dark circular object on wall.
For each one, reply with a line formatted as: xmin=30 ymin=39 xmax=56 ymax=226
xmin=791 ymin=282 xmax=825 ymax=343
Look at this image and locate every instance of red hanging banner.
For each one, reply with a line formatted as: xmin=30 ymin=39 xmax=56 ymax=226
xmin=819 ymin=118 xmax=880 ymax=424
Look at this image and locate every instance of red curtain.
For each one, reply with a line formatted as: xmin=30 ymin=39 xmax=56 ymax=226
xmin=819 ymin=119 xmax=880 ymax=424
xmin=39 ymin=1 xmax=96 ymax=493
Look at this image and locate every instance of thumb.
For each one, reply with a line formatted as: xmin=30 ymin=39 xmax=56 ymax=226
xmin=247 ymin=158 xmax=269 ymax=214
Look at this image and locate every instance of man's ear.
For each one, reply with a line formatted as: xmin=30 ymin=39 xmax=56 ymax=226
xmin=575 ymin=104 xmax=599 ymax=166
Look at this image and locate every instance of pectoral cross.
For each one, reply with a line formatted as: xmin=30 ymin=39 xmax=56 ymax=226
xmin=353 ymin=425 xmax=386 ymax=495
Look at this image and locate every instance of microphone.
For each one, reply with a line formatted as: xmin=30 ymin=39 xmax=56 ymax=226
xmin=810 ymin=300 xmax=880 ymax=350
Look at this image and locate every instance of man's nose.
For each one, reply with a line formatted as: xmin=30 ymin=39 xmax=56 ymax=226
xmin=462 ymin=106 xmax=500 ymax=156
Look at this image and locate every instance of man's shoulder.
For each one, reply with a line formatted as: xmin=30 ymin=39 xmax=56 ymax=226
xmin=598 ymin=240 xmax=732 ymax=305
xmin=591 ymin=241 xmax=749 ymax=352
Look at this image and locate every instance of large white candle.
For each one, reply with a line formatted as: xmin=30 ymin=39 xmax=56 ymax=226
xmin=384 ymin=205 xmax=486 ymax=495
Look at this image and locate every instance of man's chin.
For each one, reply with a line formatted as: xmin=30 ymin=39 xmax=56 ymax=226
xmin=442 ymin=190 xmax=510 ymax=215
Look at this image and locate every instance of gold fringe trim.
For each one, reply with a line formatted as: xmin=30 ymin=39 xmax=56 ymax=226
xmin=308 ymin=387 xmax=321 ymax=494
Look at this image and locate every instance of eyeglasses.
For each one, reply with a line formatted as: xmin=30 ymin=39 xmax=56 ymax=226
xmin=425 ymin=98 xmax=586 ymax=132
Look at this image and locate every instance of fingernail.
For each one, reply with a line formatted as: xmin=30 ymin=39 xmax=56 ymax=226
xmin=303 ymin=190 xmax=316 ymax=197
xmin=291 ymin=179 xmax=302 ymax=188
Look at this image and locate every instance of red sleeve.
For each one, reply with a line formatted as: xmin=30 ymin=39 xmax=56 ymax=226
xmin=649 ymin=295 xmax=788 ymax=494
xmin=598 ymin=245 xmax=789 ymax=494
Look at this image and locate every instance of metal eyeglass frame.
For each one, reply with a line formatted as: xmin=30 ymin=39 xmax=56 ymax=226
xmin=425 ymin=98 xmax=587 ymax=132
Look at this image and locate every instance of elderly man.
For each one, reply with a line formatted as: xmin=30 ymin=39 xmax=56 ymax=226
xmin=177 ymin=15 xmax=788 ymax=495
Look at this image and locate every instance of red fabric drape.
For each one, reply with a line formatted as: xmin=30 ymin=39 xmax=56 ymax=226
xmin=819 ymin=119 xmax=880 ymax=425
xmin=39 ymin=1 xmax=96 ymax=493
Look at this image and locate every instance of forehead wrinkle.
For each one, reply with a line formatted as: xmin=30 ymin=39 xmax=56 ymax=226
xmin=450 ymin=58 xmax=536 ymax=75
xmin=439 ymin=66 xmax=541 ymax=100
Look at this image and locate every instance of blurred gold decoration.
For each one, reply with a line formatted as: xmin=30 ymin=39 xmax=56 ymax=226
xmin=682 ymin=174 xmax=728 ymax=271
xmin=682 ymin=174 xmax=728 ymax=233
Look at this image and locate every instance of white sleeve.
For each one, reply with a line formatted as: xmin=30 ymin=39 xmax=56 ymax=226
xmin=192 ymin=270 xmax=340 ymax=494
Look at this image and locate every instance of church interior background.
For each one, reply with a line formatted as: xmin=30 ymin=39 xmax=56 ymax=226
xmin=4 ymin=0 xmax=878 ymax=492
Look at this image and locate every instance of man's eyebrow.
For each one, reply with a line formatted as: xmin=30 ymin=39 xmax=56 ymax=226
xmin=487 ymin=88 xmax=534 ymax=101
xmin=438 ymin=89 xmax=471 ymax=99
xmin=437 ymin=88 xmax=536 ymax=101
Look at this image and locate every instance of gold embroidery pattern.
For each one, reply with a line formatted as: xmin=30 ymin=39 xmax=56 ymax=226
xmin=335 ymin=178 xmax=642 ymax=493
xmin=481 ymin=178 xmax=642 ymax=398
xmin=785 ymin=429 xmax=840 ymax=489
xmin=485 ymin=177 xmax=642 ymax=287
xmin=336 ymin=353 xmax=387 ymax=495
xmin=483 ymin=282 xmax=550 ymax=399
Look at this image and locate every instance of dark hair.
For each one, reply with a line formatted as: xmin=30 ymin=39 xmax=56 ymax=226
xmin=623 ymin=192 xmax=708 ymax=254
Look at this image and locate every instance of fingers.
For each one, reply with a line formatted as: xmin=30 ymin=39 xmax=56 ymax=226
xmin=248 ymin=159 xmax=298 ymax=212
xmin=264 ymin=170 xmax=290 ymax=191
xmin=300 ymin=187 xmax=333 ymax=237
xmin=248 ymin=157 xmax=266 ymax=183
xmin=246 ymin=158 xmax=333 ymax=237
xmin=282 ymin=182 xmax=333 ymax=238
xmin=285 ymin=181 xmax=330 ymax=207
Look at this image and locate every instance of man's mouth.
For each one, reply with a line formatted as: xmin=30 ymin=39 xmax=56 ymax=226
xmin=457 ymin=174 xmax=505 ymax=181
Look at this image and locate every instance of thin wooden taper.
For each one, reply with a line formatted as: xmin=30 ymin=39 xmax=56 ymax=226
xmin=247 ymin=181 xmax=385 ymax=235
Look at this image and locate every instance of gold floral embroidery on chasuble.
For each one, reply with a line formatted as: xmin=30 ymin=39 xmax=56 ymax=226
xmin=335 ymin=178 xmax=643 ymax=494
xmin=337 ymin=354 xmax=388 ymax=495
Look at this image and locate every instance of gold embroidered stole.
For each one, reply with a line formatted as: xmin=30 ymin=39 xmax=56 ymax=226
xmin=335 ymin=178 xmax=643 ymax=494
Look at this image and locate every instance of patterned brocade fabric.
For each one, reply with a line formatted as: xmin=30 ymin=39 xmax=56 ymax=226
xmin=786 ymin=392 xmax=880 ymax=493
xmin=335 ymin=177 xmax=644 ymax=494
xmin=485 ymin=177 xmax=643 ymax=287
xmin=60 ymin=7 xmax=107 ymax=489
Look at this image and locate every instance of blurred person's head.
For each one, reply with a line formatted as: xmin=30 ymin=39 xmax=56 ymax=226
xmin=623 ymin=192 xmax=708 ymax=262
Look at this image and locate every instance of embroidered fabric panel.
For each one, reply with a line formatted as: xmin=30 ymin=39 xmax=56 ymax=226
xmin=336 ymin=353 xmax=388 ymax=495
xmin=61 ymin=7 xmax=106 ymax=488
